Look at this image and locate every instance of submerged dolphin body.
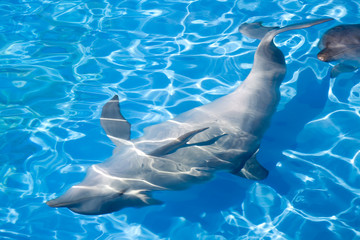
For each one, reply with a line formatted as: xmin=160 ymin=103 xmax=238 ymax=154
xmin=47 ymin=18 xmax=332 ymax=215
xmin=317 ymin=24 xmax=360 ymax=77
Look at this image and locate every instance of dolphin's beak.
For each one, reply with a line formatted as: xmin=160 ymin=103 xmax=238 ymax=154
xmin=46 ymin=195 xmax=74 ymax=208
xmin=317 ymin=48 xmax=332 ymax=62
xmin=317 ymin=53 xmax=326 ymax=62
xmin=47 ymin=198 xmax=67 ymax=208
xmin=46 ymin=187 xmax=83 ymax=208
xmin=317 ymin=51 xmax=327 ymax=62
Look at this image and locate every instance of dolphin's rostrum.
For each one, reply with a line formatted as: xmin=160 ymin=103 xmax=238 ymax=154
xmin=47 ymin=18 xmax=333 ymax=215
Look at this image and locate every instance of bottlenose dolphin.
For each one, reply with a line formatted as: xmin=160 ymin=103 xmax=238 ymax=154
xmin=317 ymin=24 xmax=360 ymax=77
xmin=47 ymin=18 xmax=333 ymax=215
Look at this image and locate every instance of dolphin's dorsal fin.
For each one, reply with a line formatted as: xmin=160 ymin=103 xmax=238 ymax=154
xmin=101 ymin=95 xmax=131 ymax=145
xmin=232 ymin=152 xmax=268 ymax=180
xmin=149 ymin=127 xmax=209 ymax=157
xmin=331 ymin=63 xmax=358 ymax=78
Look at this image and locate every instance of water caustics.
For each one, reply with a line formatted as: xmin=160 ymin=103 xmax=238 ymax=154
xmin=1 ymin=0 xmax=360 ymax=239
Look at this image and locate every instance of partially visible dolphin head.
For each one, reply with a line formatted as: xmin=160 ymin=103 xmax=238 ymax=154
xmin=317 ymin=24 xmax=360 ymax=62
xmin=317 ymin=24 xmax=360 ymax=77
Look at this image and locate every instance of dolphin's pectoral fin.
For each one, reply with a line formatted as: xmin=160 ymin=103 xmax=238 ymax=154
xmin=135 ymin=190 xmax=164 ymax=207
xmin=101 ymin=95 xmax=131 ymax=145
xmin=149 ymin=127 xmax=209 ymax=157
xmin=232 ymin=154 xmax=268 ymax=180
xmin=187 ymin=134 xmax=228 ymax=147
xmin=238 ymin=22 xmax=279 ymax=40
xmin=330 ymin=63 xmax=358 ymax=78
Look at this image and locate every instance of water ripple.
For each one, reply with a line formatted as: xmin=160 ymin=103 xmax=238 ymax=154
xmin=1 ymin=0 xmax=360 ymax=239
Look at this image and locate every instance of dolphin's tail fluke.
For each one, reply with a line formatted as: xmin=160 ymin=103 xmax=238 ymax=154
xmin=239 ymin=18 xmax=334 ymax=40
xmin=269 ymin=18 xmax=334 ymax=38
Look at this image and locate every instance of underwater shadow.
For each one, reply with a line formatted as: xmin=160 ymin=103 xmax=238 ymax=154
xmin=261 ymin=66 xmax=330 ymax=194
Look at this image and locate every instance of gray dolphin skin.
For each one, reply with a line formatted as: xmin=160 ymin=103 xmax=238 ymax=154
xmin=47 ymin=18 xmax=333 ymax=215
xmin=317 ymin=24 xmax=360 ymax=77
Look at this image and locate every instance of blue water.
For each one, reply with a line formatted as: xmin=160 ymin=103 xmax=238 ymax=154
xmin=1 ymin=0 xmax=360 ymax=239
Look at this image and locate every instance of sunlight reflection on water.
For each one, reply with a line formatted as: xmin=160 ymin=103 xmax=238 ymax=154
xmin=1 ymin=0 xmax=360 ymax=239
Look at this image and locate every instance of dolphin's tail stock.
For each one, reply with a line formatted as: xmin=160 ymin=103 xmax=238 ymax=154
xmin=239 ymin=18 xmax=334 ymax=40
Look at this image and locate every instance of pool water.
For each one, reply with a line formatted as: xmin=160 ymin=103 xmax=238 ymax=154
xmin=1 ymin=0 xmax=360 ymax=239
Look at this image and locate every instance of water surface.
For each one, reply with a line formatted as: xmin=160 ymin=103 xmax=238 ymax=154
xmin=1 ymin=0 xmax=360 ymax=239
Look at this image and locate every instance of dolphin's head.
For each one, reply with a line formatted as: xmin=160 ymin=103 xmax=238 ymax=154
xmin=46 ymin=163 xmax=163 ymax=215
xmin=46 ymin=184 xmax=161 ymax=215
